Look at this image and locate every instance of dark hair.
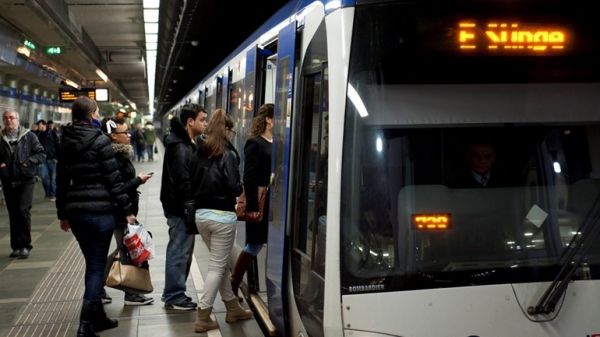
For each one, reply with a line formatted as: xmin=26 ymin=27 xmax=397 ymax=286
xmin=47 ymin=120 xmax=54 ymax=124
xmin=204 ymin=109 xmax=234 ymax=158
xmin=179 ymin=103 xmax=206 ymax=126
xmin=36 ymin=119 xmax=47 ymax=125
xmin=249 ymin=103 xmax=274 ymax=138
xmin=100 ymin=116 xmax=127 ymax=134
xmin=71 ymin=96 xmax=98 ymax=122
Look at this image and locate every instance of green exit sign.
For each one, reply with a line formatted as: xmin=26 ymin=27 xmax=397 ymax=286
xmin=45 ymin=47 xmax=62 ymax=55
xmin=23 ymin=39 xmax=36 ymax=50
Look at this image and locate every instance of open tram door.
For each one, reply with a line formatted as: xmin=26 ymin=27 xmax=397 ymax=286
xmin=265 ymin=20 xmax=298 ymax=337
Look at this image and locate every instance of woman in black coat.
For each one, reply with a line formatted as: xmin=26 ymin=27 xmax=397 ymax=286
xmin=56 ymin=96 xmax=135 ymax=337
xmin=230 ymin=103 xmax=274 ymax=296
xmin=100 ymin=117 xmax=153 ymax=306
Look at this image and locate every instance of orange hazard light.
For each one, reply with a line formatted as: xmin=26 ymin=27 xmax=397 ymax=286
xmin=413 ymin=214 xmax=452 ymax=230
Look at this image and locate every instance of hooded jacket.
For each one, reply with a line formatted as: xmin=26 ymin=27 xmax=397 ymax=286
xmin=0 ymin=127 xmax=46 ymax=185
xmin=55 ymin=122 xmax=132 ymax=220
xmin=160 ymin=117 xmax=195 ymax=216
xmin=112 ymin=143 xmax=141 ymax=227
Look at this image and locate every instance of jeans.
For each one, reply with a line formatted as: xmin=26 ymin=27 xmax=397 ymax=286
xmin=162 ymin=213 xmax=195 ymax=304
xmin=146 ymin=144 xmax=154 ymax=161
xmin=69 ymin=212 xmax=115 ymax=301
xmin=195 ymin=214 xmax=237 ymax=309
xmin=3 ymin=182 xmax=34 ymax=250
xmin=38 ymin=159 xmax=57 ymax=198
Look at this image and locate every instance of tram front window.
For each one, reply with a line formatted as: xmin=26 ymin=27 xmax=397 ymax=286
xmin=341 ymin=1 xmax=600 ymax=294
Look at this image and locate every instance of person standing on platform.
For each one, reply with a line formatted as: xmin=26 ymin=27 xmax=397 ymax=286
xmin=160 ymin=103 xmax=207 ymax=310
xmin=134 ymin=124 xmax=146 ymax=162
xmin=100 ymin=117 xmax=154 ymax=306
xmin=230 ymin=103 xmax=274 ymax=297
xmin=191 ymin=109 xmax=252 ymax=333
xmin=144 ymin=122 xmax=157 ymax=162
xmin=56 ymin=96 xmax=135 ymax=337
xmin=34 ymin=119 xmax=60 ymax=202
xmin=0 ymin=111 xmax=46 ymax=259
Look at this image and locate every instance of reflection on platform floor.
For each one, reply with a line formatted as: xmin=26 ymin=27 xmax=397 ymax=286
xmin=0 ymin=142 xmax=264 ymax=337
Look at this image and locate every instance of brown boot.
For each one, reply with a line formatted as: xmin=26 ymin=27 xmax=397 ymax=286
xmin=224 ymin=298 xmax=253 ymax=323
xmin=194 ymin=307 xmax=219 ymax=333
xmin=231 ymin=251 xmax=253 ymax=297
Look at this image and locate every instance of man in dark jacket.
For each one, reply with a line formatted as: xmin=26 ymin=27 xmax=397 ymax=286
xmin=34 ymin=119 xmax=60 ymax=201
xmin=0 ymin=111 xmax=46 ymax=259
xmin=160 ymin=103 xmax=207 ymax=310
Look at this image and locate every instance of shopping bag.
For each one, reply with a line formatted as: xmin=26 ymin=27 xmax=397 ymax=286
xmin=106 ymin=251 xmax=153 ymax=294
xmin=123 ymin=222 xmax=155 ymax=266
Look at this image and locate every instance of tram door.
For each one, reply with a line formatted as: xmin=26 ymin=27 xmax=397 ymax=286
xmin=290 ymin=64 xmax=328 ymax=337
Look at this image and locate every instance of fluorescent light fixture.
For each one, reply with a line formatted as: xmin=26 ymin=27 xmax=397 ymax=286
xmin=64 ymin=79 xmax=80 ymax=89
xmin=143 ymin=9 xmax=159 ymax=22
xmin=144 ymin=23 xmax=159 ymax=34
xmin=143 ymin=0 xmax=159 ymax=8
xmin=145 ymin=34 xmax=158 ymax=43
xmin=325 ymin=0 xmax=342 ymax=11
xmin=376 ymin=137 xmax=383 ymax=153
xmin=553 ymin=161 xmax=562 ymax=173
xmin=16 ymin=46 xmax=31 ymax=57
xmin=347 ymin=83 xmax=369 ymax=118
xmin=130 ymin=102 xmax=137 ymax=110
xmin=146 ymin=42 xmax=157 ymax=50
xmin=95 ymin=88 xmax=109 ymax=101
xmin=96 ymin=69 xmax=109 ymax=82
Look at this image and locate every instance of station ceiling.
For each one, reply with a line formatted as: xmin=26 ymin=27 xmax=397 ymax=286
xmin=0 ymin=0 xmax=288 ymax=117
xmin=154 ymin=0 xmax=288 ymax=116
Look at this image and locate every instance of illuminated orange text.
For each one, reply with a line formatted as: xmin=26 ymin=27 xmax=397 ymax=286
xmin=413 ymin=214 xmax=452 ymax=231
xmin=458 ymin=21 xmax=567 ymax=53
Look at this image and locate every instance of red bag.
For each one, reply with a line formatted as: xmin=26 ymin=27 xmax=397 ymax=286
xmin=123 ymin=233 xmax=151 ymax=266
xmin=236 ymin=186 xmax=268 ymax=223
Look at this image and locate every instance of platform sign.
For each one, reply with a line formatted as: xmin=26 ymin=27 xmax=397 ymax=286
xmin=59 ymin=88 xmax=109 ymax=102
xmin=45 ymin=46 xmax=62 ymax=55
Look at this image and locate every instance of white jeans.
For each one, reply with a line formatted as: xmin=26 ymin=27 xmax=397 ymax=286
xmin=195 ymin=216 xmax=237 ymax=309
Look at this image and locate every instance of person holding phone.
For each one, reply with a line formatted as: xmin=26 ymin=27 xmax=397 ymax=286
xmin=100 ymin=117 xmax=153 ymax=306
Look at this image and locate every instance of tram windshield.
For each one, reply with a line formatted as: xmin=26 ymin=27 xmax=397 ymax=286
xmin=341 ymin=1 xmax=600 ymax=294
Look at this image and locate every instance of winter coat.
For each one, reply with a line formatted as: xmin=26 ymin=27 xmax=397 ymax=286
xmin=56 ymin=122 xmax=132 ymax=220
xmin=34 ymin=129 xmax=60 ymax=160
xmin=191 ymin=141 xmax=242 ymax=212
xmin=112 ymin=143 xmax=141 ymax=227
xmin=160 ymin=117 xmax=195 ymax=217
xmin=143 ymin=126 xmax=156 ymax=145
xmin=243 ymin=136 xmax=272 ymax=244
xmin=0 ymin=127 xmax=46 ymax=185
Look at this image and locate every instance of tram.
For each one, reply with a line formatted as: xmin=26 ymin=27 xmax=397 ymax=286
xmin=164 ymin=0 xmax=600 ymax=336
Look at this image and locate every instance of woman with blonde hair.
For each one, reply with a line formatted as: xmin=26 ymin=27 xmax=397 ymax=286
xmin=230 ymin=103 xmax=274 ymax=297
xmin=191 ymin=109 xmax=252 ymax=332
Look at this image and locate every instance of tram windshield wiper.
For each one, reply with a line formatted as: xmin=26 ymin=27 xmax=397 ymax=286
xmin=528 ymin=193 xmax=600 ymax=316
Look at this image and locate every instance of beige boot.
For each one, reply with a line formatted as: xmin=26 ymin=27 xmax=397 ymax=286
xmin=194 ymin=307 xmax=219 ymax=333
xmin=224 ymin=298 xmax=253 ymax=323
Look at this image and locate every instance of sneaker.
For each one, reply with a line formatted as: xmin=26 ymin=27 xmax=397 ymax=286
xmin=47 ymin=197 xmax=56 ymax=202
xmin=124 ymin=293 xmax=154 ymax=306
xmin=101 ymin=289 xmax=112 ymax=304
xmin=9 ymin=250 xmax=19 ymax=258
xmin=165 ymin=300 xmax=197 ymax=311
xmin=17 ymin=248 xmax=29 ymax=259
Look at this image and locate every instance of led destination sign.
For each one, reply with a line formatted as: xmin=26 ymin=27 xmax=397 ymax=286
xmin=59 ymin=88 xmax=109 ymax=102
xmin=458 ymin=21 xmax=567 ymax=53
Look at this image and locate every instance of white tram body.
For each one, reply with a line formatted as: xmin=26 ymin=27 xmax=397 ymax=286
xmin=165 ymin=1 xmax=600 ymax=336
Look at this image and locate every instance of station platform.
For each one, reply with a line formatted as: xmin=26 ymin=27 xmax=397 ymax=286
xmin=0 ymin=143 xmax=265 ymax=337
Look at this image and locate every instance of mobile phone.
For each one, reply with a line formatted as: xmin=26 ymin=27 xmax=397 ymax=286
xmin=147 ymin=172 xmax=154 ymax=176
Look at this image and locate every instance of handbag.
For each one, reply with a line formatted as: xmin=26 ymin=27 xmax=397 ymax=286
xmin=236 ymin=186 xmax=268 ymax=223
xmin=105 ymin=251 xmax=153 ymax=294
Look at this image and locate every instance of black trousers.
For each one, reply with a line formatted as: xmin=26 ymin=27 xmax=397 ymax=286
xmin=2 ymin=182 xmax=34 ymax=251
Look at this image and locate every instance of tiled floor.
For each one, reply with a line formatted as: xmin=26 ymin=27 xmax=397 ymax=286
xmin=0 ymin=143 xmax=264 ymax=337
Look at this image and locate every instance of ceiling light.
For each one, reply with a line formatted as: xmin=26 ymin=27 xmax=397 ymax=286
xmin=146 ymin=42 xmax=158 ymax=51
xmin=190 ymin=40 xmax=199 ymax=47
xmin=172 ymin=80 xmax=177 ymax=83
xmin=143 ymin=0 xmax=159 ymax=8
xmin=64 ymin=79 xmax=80 ymax=89
xmin=143 ymin=9 xmax=159 ymax=22
xmin=145 ymin=34 xmax=158 ymax=43
xmin=144 ymin=23 xmax=159 ymax=34
xmin=16 ymin=46 xmax=31 ymax=57
xmin=178 ymin=66 xmax=184 ymax=70
xmin=96 ymin=69 xmax=109 ymax=82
